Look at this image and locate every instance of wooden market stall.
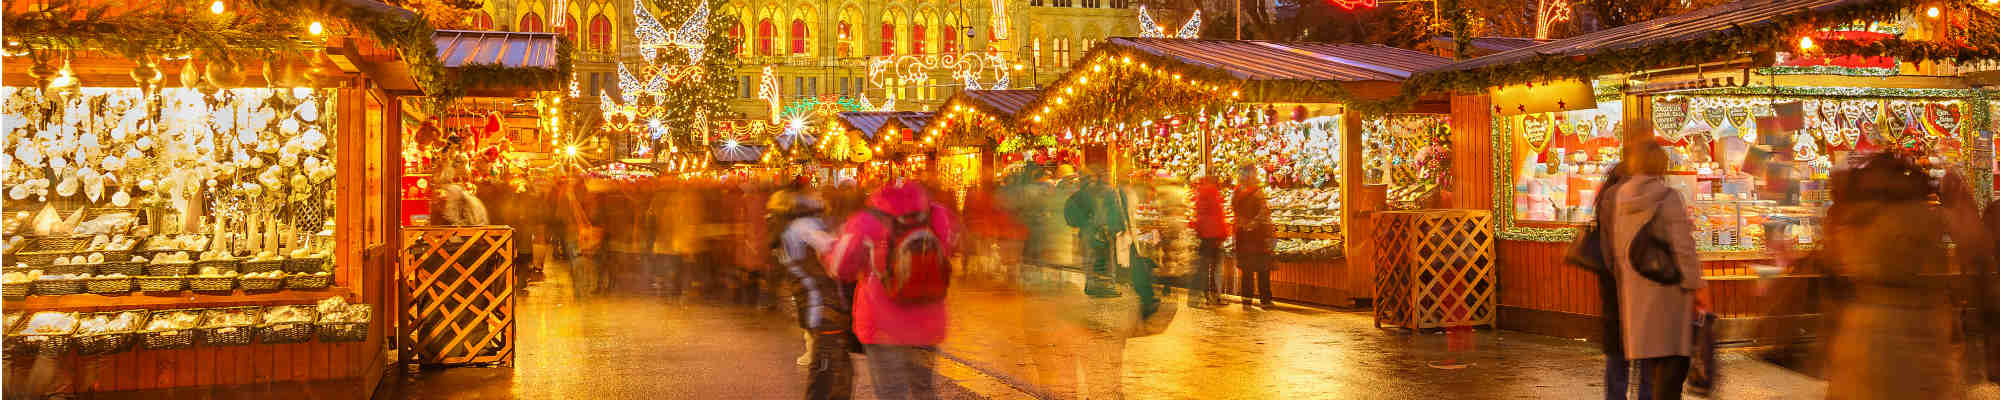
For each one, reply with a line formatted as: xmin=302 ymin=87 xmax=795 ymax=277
xmin=831 ymin=111 xmax=938 ymax=181
xmin=0 ymin=0 xmax=448 ymax=397
xmin=1006 ymin=37 xmax=1462 ymax=308
xmin=935 ymin=89 xmax=1045 ymax=189
xmin=1425 ymin=0 xmax=2000 ymax=341
xmin=396 ymin=29 xmax=568 ymax=367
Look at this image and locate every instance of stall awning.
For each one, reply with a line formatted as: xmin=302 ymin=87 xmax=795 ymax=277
xmin=957 ymin=90 xmax=1044 ymax=118
xmin=433 ymin=30 xmax=568 ymax=97
xmin=1428 ymin=36 xmax=1547 ymax=57
xmin=838 ymin=111 xmax=935 ymax=140
xmin=1432 ymin=0 xmax=1854 ymax=73
xmin=1105 ymin=37 xmax=1452 ymax=82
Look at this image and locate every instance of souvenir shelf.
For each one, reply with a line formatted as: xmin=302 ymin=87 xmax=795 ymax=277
xmin=2 ymin=87 xmax=341 ymax=300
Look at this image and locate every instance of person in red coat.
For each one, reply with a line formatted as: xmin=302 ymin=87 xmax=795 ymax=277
xmin=1232 ymin=167 xmax=1276 ymax=308
xmin=1188 ymin=175 xmax=1230 ymax=308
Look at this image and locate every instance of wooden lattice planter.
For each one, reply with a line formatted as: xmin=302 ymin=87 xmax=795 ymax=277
xmin=399 ymin=226 xmax=515 ymax=366
xmin=1373 ymin=209 xmax=1496 ymax=330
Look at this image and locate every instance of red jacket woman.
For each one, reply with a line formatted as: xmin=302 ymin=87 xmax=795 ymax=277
xmin=1189 ymin=177 xmax=1231 ymax=239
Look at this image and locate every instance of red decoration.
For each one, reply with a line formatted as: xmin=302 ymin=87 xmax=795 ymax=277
xmin=1329 ymin=0 xmax=1377 ymax=10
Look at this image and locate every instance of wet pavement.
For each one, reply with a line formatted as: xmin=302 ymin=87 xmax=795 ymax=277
xmin=382 ymin=253 xmax=2000 ymax=399
xmin=376 ymin=251 xmax=1006 ymax=400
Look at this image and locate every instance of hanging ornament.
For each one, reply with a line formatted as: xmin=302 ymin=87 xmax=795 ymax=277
xmin=180 ymin=59 xmax=204 ymax=88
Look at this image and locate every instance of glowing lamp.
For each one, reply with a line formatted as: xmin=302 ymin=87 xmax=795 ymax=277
xmin=1798 ymin=36 xmax=1814 ymax=50
xmin=210 ymin=0 xmax=225 ymax=14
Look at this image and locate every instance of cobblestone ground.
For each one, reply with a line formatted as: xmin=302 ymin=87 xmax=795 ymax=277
xmin=387 ymin=249 xmax=2000 ymax=399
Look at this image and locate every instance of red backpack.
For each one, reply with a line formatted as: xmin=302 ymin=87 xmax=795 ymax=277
xmin=866 ymin=208 xmax=950 ymax=304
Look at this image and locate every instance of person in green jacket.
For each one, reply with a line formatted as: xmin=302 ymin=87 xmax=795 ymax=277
xmin=1065 ymin=168 xmax=1127 ymax=298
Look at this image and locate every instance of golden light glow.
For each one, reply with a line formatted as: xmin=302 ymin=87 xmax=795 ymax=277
xmin=309 ymin=21 xmax=325 ymax=35
xmin=210 ymin=0 xmax=225 ymax=14
xmin=1230 ymin=90 xmax=1240 ymax=98
xmin=1092 ymin=64 xmax=1103 ymax=72
xmin=1927 ymin=6 xmax=1940 ymax=17
xmin=1079 ymin=76 xmax=1089 ymax=84
xmin=1064 ymin=87 xmax=1074 ymax=95
xmin=1032 ymin=115 xmax=1043 ymax=122
xmin=1798 ymin=36 xmax=1814 ymax=50
xmin=564 ymin=145 xmax=579 ymax=156
xmin=1121 ymin=56 xmax=1131 ymax=64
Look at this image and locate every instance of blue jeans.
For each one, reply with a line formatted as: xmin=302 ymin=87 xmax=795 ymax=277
xmin=1605 ymin=351 xmax=1634 ymax=400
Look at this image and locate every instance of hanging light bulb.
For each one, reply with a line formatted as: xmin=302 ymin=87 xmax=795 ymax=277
xmin=1926 ymin=6 xmax=1940 ymax=18
xmin=1798 ymin=36 xmax=1814 ymax=51
xmin=210 ymin=0 xmax=225 ymax=14
xmin=308 ymin=21 xmax=325 ymax=35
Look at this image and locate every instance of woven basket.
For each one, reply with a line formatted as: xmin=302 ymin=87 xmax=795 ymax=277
xmin=189 ymin=276 xmax=235 ymax=292
xmin=239 ymin=276 xmax=284 ymax=291
xmin=198 ymin=307 xmax=260 ymax=347
xmin=74 ymin=311 xmax=149 ymax=356
xmin=44 ymin=263 xmax=90 ymax=276
xmin=85 ymin=276 xmax=134 ymax=294
xmin=32 ymin=279 xmax=84 ymax=296
xmin=240 ymin=259 xmax=284 ymax=273
xmin=145 ymin=262 xmax=193 ymax=276
xmin=94 ymin=261 xmax=144 ymax=276
xmin=256 ymin=305 xmax=319 ymax=344
xmin=315 ymin=304 xmax=372 ymax=342
xmin=139 ymin=309 xmax=202 ymax=350
xmin=88 ymin=250 xmax=132 ymax=262
xmin=136 ymin=276 xmax=186 ymax=292
xmin=26 ymin=236 xmax=91 ymax=252
xmin=192 ymin=259 xmax=240 ymax=275
xmin=316 ymin=321 xmax=367 ymax=342
xmin=2 ymin=283 xmax=27 ymax=299
xmin=10 ymin=312 xmax=79 ymax=356
xmin=283 ymin=257 xmax=329 ymax=274
xmin=285 ymin=273 xmax=332 ymax=289
xmin=10 ymin=251 xmax=66 ymax=267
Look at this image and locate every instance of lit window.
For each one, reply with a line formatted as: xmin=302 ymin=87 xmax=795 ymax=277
xmin=881 ymin=22 xmax=896 ymax=56
xmin=757 ymin=19 xmax=776 ymax=55
xmin=790 ymin=19 xmax=810 ymax=55
xmin=520 ymin=12 xmax=544 ymax=32
xmin=911 ymin=24 xmax=927 ymax=55
xmin=589 ymin=15 xmax=613 ymax=52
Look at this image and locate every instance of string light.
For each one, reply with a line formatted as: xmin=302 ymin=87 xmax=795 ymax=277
xmin=1798 ymin=36 xmax=1815 ymax=50
xmin=308 ymin=21 xmax=324 ymax=36
xmin=1926 ymin=6 xmax=1940 ymax=18
xmin=210 ymin=0 xmax=224 ymax=14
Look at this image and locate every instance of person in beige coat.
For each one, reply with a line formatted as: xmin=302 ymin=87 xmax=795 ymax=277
xmin=1822 ymin=153 xmax=1964 ymax=400
xmin=1605 ymin=140 xmax=1705 ymax=400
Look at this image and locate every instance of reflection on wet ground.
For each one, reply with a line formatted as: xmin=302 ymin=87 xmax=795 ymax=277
xmin=382 ymin=256 xmax=2000 ymax=400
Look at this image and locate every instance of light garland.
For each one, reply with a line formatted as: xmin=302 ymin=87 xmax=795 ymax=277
xmin=866 ymin=53 xmax=1010 ymax=92
xmin=990 ymin=0 xmax=1009 ymax=40
xmin=1136 ymin=6 xmax=1201 ymax=39
xmin=1534 ymin=0 xmax=1571 ymax=40
xmin=631 ymin=0 xmax=710 ymax=62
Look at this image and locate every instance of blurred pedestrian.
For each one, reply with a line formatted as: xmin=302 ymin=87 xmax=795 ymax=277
xmin=1189 ymin=175 xmax=1229 ymax=308
xmin=1231 ymin=168 xmax=1275 ymax=308
xmin=826 ymin=180 xmax=958 ymax=400
xmin=1822 ymin=153 xmax=1963 ymax=400
xmin=1065 ymin=167 xmax=1128 ymax=299
xmin=1568 ymin=161 xmax=1634 ymax=400
xmin=770 ymin=187 xmax=852 ymax=400
xmin=1060 ymin=167 xmax=1143 ymax=399
xmin=1604 ymin=140 xmax=1704 ymax=400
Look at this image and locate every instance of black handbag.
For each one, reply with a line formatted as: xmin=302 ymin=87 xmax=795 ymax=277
xmin=1565 ymin=224 xmax=1608 ymax=272
xmin=1628 ymin=212 xmax=1685 ymax=285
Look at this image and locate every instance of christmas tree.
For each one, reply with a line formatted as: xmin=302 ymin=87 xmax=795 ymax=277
xmin=601 ymin=0 xmax=740 ymax=158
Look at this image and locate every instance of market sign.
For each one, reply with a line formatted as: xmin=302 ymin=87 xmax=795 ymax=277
xmin=1652 ymin=97 xmax=1691 ymax=139
xmin=1489 ymin=80 xmax=1594 ymax=116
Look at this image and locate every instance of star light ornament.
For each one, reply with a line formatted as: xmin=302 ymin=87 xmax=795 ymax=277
xmin=1535 ymin=0 xmax=1573 ymax=40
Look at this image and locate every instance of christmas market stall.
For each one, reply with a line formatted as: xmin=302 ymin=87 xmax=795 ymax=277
xmin=398 ymin=29 xmax=568 ymax=367
xmin=830 ymin=111 xmax=938 ymax=181
xmin=1420 ymin=0 xmax=2000 ymax=341
xmin=0 ymin=0 xmax=454 ymax=396
xmin=933 ymin=89 xmax=1045 ymax=191
xmin=1013 ymin=37 xmax=1457 ymax=307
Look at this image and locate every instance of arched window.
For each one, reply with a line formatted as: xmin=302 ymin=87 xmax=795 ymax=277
xmin=729 ymin=19 xmax=745 ymax=56
xmin=589 ymin=15 xmax=613 ymax=52
xmin=790 ymin=19 xmax=809 ymax=55
xmin=474 ymin=12 xmax=494 ymax=30
xmin=836 ymin=21 xmax=853 ymax=57
xmin=520 ymin=12 xmax=544 ymax=32
xmin=911 ymin=24 xmax=926 ymax=55
xmin=941 ymin=26 xmax=958 ymax=53
xmin=560 ymin=15 xmax=579 ymax=44
xmin=880 ymin=22 xmax=896 ymax=56
xmin=757 ymin=18 xmax=776 ymax=55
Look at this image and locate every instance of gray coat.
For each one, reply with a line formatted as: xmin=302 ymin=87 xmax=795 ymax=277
xmin=1607 ymin=176 xmax=1704 ymax=360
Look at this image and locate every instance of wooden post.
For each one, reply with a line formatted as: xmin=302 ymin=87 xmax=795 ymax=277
xmin=1341 ymin=107 xmax=1374 ymax=304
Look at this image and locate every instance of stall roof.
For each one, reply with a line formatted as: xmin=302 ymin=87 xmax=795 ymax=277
xmin=432 ymin=30 xmax=567 ymax=96
xmin=838 ymin=111 xmax=935 ymax=139
xmin=1427 ymin=36 xmax=1548 ymax=56
xmin=1105 ymin=37 xmax=1452 ymax=82
xmin=434 ymin=30 xmax=562 ymax=69
xmin=1431 ymin=0 xmax=1854 ymax=73
xmin=957 ymin=90 xmax=1043 ymax=117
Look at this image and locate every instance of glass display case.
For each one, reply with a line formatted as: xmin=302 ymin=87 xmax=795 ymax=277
xmin=1511 ymin=102 xmax=1625 ymax=223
